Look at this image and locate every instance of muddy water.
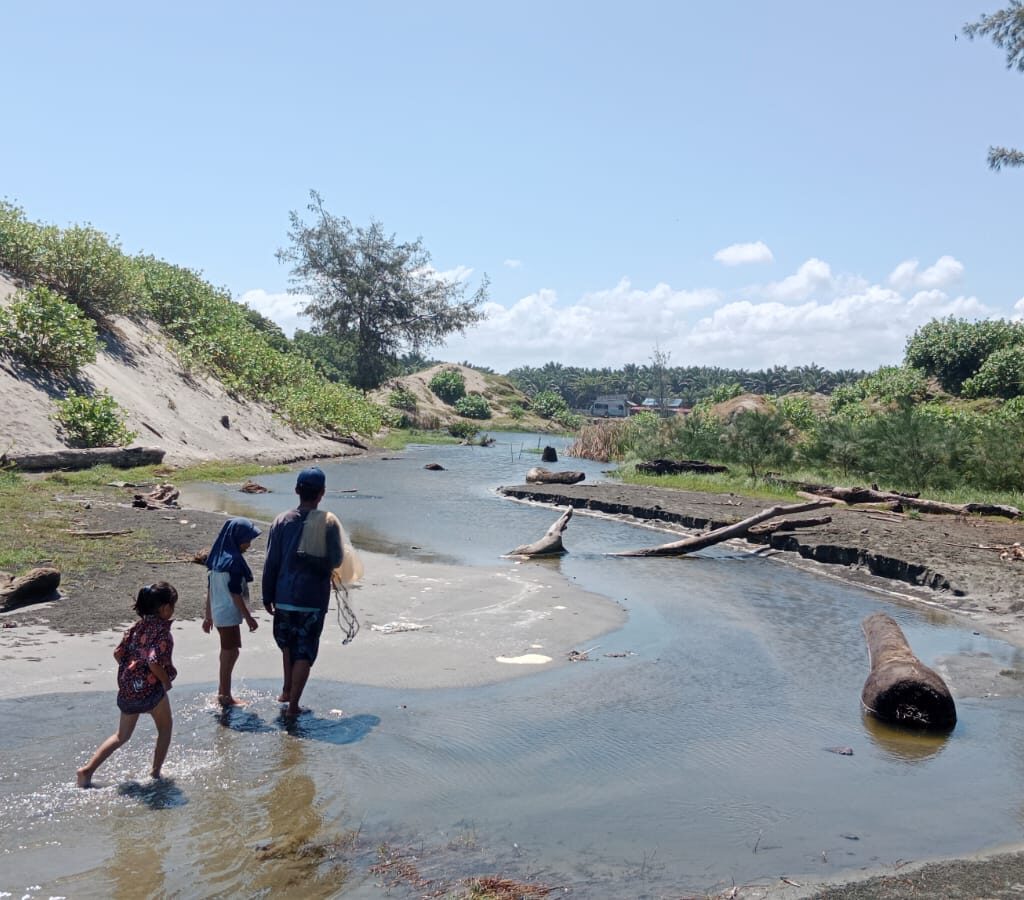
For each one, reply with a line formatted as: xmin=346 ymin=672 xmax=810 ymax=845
xmin=3 ymin=434 xmax=1024 ymax=898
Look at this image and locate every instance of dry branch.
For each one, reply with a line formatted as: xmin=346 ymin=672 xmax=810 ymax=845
xmin=615 ymin=500 xmax=833 ymax=557
xmin=507 ymin=507 xmax=573 ymax=556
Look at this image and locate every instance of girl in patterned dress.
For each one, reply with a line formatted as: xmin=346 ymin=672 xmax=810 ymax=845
xmin=76 ymin=582 xmax=178 ymax=787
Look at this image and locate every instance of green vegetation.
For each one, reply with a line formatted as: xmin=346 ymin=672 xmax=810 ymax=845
xmin=448 ymin=420 xmax=479 ymax=440
xmin=507 ymin=361 xmax=864 ymax=412
xmin=963 ymin=3 xmax=1024 ymax=170
xmin=388 ymin=386 xmax=418 ymax=411
xmin=429 ymin=368 xmax=467 ymax=403
xmin=0 ymin=469 xmax=151 ymax=574
xmin=52 ymin=389 xmax=137 ymax=448
xmin=277 ymin=190 xmax=488 ymax=391
xmin=0 ymin=285 xmax=98 ymax=371
xmin=0 ymin=202 xmax=384 ymax=441
xmin=454 ymin=393 xmax=491 ymax=419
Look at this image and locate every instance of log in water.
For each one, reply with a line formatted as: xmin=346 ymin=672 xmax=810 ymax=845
xmin=861 ymin=612 xmax=957 ymax=730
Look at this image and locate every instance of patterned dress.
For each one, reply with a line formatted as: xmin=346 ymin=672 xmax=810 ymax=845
xmin=115 ymin=615 xmax=176 ymax=714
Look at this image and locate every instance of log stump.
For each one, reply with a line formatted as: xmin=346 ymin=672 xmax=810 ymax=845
xmin=541 ymin=446 xmax=558 ymax=463
xmin=526 ymin=467 xmax=585 ymax=485
xmin=0 ymin=566 xmax=61 ymax=608
xmin=861 ymin=612 xmax=956 ymax=731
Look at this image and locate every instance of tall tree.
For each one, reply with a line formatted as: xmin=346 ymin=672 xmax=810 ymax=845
xmin=964 ymin=2 xmax=1024 ymax=170
xmin=278 ymin=191 xmax=488 ymax=391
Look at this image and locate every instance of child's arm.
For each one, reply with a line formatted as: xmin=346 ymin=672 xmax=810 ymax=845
xmin=149 ymin=660 xmax=172 ymax=692
xmin=231 ymin=591 xmax=258 ymax=632
xmin=202 ymin=581 xmax=213 ymax=634
xmin=113 ymin=631 xmax=128 ymax=662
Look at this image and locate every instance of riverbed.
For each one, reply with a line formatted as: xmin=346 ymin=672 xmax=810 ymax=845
xmin=2 ymin=433 xmax=1024 ymax=898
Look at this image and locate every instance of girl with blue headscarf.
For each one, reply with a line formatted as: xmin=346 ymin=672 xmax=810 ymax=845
xmin=202 ymin=517 xmax=261 ymax=707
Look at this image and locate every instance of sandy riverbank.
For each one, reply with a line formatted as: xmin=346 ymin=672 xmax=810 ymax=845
xmin=5 ymin=465 xmax=1024 ymax=899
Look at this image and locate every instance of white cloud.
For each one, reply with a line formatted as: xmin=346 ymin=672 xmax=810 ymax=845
xmin=762 ymin=257 xmax=833 ymax=302
xmin=238 ymin=289 xmax=311 ymax=337
xmin=1013 ymin=297 xmax=1024 ymax=322
xmin=888 ymin=255 xmax=964 ymax=292
xmin=503 ymin=258 xmax=523 ymax=269
xmin=415 ymin=264 xmax=474 ymax=283
xmin=245 ymin=256 xmax=998 ymax=373
xmin=713 ymin=241 xmax=774 ymax=266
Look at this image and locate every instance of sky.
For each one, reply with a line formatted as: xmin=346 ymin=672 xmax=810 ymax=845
xmin=3 ymin=1 xmax=1022 ymax=374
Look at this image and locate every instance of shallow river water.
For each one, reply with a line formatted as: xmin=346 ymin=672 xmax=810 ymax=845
xmin=3 ymin=433 xmax=1024 ymax=898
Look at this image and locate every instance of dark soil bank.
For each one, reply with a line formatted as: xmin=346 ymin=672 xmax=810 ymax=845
xmin=500 ymin=481 xmax=1024 ymax=638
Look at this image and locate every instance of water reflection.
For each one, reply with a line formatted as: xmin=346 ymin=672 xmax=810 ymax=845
xmin=110 ymin=796 xmax=170 ymax=899
xmin=861 ymin=713 xmax=951 ymax=762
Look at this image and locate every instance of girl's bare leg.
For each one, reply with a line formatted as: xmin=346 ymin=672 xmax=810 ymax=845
xmin=77 ymin=712 xmax=139 ymax=787
xmin=218 ymin=647 xmax=242 ymax=705
xmin=149 ymin=695 xmax=173 ymax=779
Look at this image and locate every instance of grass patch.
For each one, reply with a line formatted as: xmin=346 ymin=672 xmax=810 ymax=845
xmin=617 ymin=465 xmax=802 ymax=502
xmin=377 ymin=429 xmax=461 ymax=449
xmin=42 ymin=461 xmax=288 ymax=488
xmin=0 ymin=471 xmax=154 ymax=574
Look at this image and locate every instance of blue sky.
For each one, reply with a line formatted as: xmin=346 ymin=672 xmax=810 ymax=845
xmin=3 ymin=1 xmax=1022 ymax=373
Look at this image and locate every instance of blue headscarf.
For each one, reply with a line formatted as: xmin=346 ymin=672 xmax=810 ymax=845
xmin=206 ymin=517 xmax=261 ymax=581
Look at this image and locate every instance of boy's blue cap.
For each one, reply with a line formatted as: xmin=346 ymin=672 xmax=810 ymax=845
xmin=296 ymin=466 xmax=326 ymax=490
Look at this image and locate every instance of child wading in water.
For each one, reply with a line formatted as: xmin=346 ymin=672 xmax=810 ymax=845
xmin=77 ymin=582 xmax=178 ymax=787
xmin=203 ymin=516 xmax=261 ymax=707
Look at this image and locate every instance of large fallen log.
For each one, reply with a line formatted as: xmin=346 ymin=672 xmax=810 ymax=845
xmin=861 ymin=612 xmax=956 ymax=730
xmin=636 ymin=458 xmax=729 ymax=476
xmin=0 ymin=566 xmax=61 ymax=608
xmin=774 ymin=481 xmax=1020 ymax=520
xmin=747 ymin=515 xmax=832 ymax=535
xmin=526 ymin=467 xmax=585 ymax=485
xmin=615 ymin=500 xmax=833 ymax=557
xmin=4 ymin=446 xmax=166 ymax=472
xmin=506 ymin=507 xmax=573 ymax=557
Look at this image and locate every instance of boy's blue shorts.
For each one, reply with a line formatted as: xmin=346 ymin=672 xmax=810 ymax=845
xmin=272 ymin=608 xmax=326 ymax=664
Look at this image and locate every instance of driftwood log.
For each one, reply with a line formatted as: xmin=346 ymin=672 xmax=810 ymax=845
xmin=616 ymin=500 xmax=833 ymax=557
xmin=636 ymin=459 xmax=729 ymax=476
xmin=506 ymin=508 xmax=573 ymax=557
xmin=861 ymin=612 xmax=957 ymax=730
xmin=0 ymin=566 xmax=61 ymax=608
xmin=526 ymin=467 xmax=585 ymax=485
xmin=769 ymin=479 xmax=1020 ymax=520
xmin=3 ymin=446 xmax=166 ymax=472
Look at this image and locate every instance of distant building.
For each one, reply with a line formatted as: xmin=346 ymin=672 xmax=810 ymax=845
xmin=588 ymin=394 xmax=629 ymax=418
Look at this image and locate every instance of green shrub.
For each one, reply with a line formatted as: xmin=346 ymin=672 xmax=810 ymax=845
xmin=962 ymin=345 xmax=1024 ymax=399
xmin=388 ymin=386 xmax=418 ymax=411
xmin=531 ymin=389 xmax=569 ymax=420
xmin=858 ymin=365 xmax=930 ymax=405
xmin=429 ymin=369 xmax=466 ymax=404
xmin=448 ymin=420 xmax=479 ymax=440
xmin=0 ymin=200 xmax=53 ymax=280
xmin=0 ymin=285 xmax=98 ymax=371
xmin=776 ymin=394 xmax=816 ymax=431
xmin=507 ymin=402 xmax=525 ymax=420
xmin=454 ymin=393 xmax=491 ymax=419
xmin=53 ymin=389 xmax=137 ymax=448
xmin=42 ymin=225 xmax=141 ymax=316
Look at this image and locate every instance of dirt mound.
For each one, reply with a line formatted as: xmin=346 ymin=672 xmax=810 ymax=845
xmin=708 ymin=392 xmax=774 ymax=421
xmin=0 ymin=273 xmax=362 ymax=466
xmin=371 ymin=364 xmax=545 ymax=430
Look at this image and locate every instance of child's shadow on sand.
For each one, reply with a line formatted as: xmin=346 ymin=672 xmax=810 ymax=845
xmin=117 ymin=778 xmax=187 ymax=810
xmin=278 ymin=711 xmax=381 ymax=745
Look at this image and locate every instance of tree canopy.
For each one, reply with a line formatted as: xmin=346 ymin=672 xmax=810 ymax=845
xmin=277 ymin=191 xmax=488 ymax=391
xmin=964 ymin=2 xmax=1024 ymax=170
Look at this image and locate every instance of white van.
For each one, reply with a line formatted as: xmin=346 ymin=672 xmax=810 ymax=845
xmin=589 ymin=397 xmax=628 ymax=417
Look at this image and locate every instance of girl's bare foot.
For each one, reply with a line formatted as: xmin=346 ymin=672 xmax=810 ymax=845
xmin=277 ymin=692 xmax=289 ymax=703
xmin=151 ymin=769 xmax=163 ymax=780
xmin=76 ymin=768 xmax=92 ymax=788
xmin=284 ymin=705 xmax=307 ymax=719
xmin=218 ymin=694 xmax=246 ymax=707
